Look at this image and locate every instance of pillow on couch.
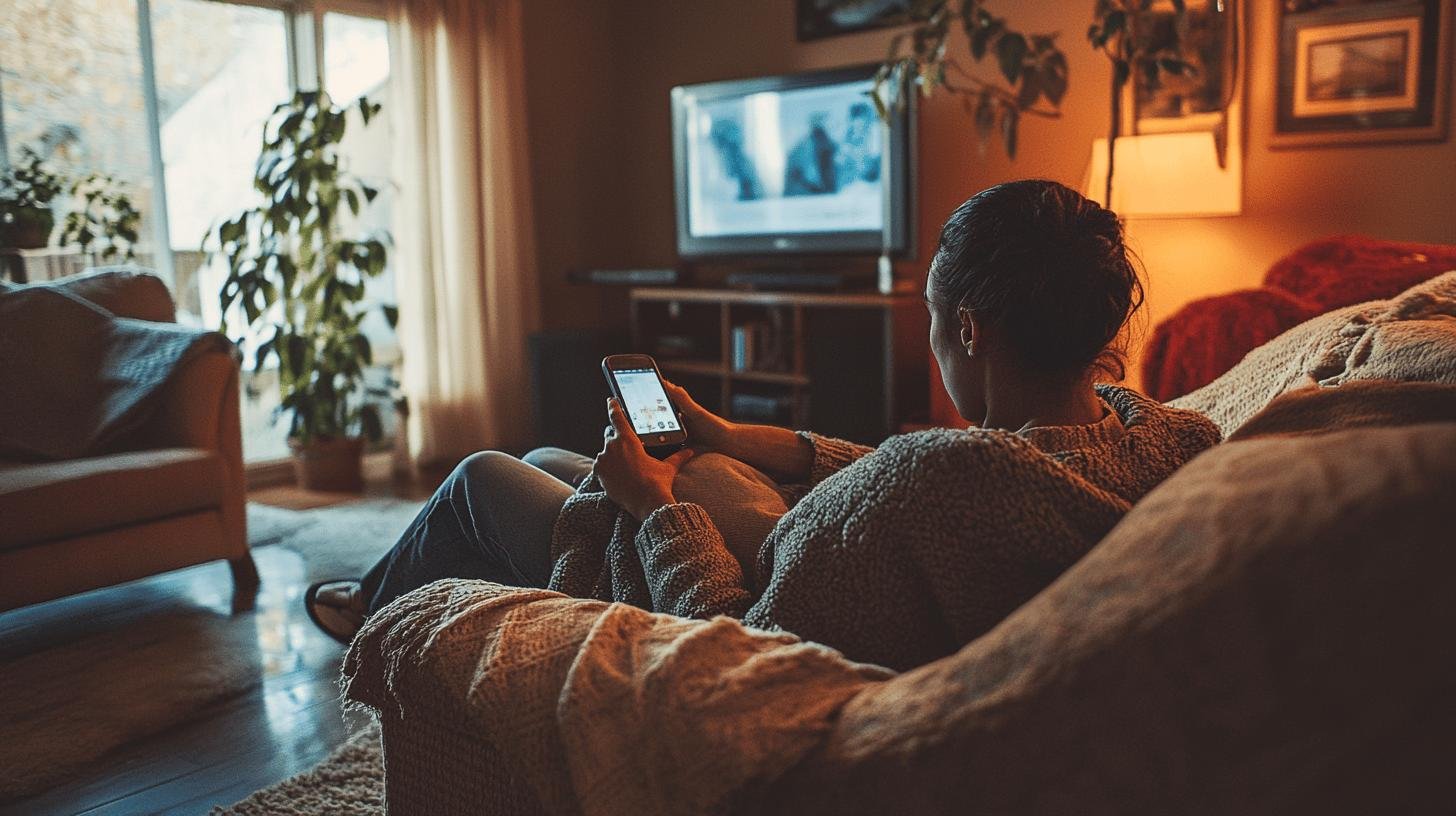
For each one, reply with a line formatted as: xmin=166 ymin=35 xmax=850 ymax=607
xmin=1171 ymin=270 xmax=1456 ymax=436
xmin=672 ymin=452 xmax=791 ymax=577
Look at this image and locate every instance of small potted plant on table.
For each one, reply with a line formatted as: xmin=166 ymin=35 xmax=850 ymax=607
xmin=206 ymin=90 xmax=395 ymax=491
xmin=0 ymin=147 xmax=66 ymax=251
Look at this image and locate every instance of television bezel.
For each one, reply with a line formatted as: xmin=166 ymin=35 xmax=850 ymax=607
xmin=671 ymin=63 xmax=916 ymax=260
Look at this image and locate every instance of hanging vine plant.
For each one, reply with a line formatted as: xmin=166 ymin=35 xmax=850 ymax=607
xmin=868 ymin=0 xmax=1195 ymax=200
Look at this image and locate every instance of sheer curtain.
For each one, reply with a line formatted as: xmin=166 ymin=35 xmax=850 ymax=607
xmin=387 ymin=0 xmax=539 ymax=467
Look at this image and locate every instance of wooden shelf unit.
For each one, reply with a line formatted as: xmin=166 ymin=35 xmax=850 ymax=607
xmin=629 ymin=287 xmax=929 ymax=443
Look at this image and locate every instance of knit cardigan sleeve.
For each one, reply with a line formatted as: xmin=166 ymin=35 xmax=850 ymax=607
xmin=634 ymin=503 xmax=755 ymax=619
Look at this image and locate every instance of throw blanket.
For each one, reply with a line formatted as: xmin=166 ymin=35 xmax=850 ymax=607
xmin=0 ymin=285 xmax=232 ymax=460
xmin=549 ymin=385 xmax=1219 ymax=671
xmin=342 ymin=579 xmax=891 ymax=816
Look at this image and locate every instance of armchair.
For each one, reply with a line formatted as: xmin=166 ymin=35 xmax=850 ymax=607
xmin=0 ymin=269 xmax=256 ymax=612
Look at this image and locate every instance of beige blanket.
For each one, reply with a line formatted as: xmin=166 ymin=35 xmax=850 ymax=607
xmin=342 ymin=579 xmax=891 ymax=816
xmin=1172 ymin=270 xmax=1456 ymax=435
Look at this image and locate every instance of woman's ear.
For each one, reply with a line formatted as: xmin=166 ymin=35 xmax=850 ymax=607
xmin=958 ymin=306 xmax=975 ymax=355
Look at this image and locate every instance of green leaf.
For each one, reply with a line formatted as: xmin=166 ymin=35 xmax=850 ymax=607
xmin=1042 ymin=52 xmax=1070 ymax=105
xmin=286 ymin=334 xmax=308 ymax=378
xmin=382 ymin=304 xmax=398 ymax=328
xmin=996 ymin=33 xmax=1028 ymax=85
xmin=1113 ymin=58 xmax=1131 ymax=90
xmin=1001 ymin=106 xmax=1019 ymax=159
xmin=974 ymin=92 xmax=997 ymax=140
xmin=359 ymin=404 xmax=383 ymax=442
xmin=1104 ymin=10 xmax=1126 ymax=37
xmin=1016 ymin=66 xmax=1041 ymax=109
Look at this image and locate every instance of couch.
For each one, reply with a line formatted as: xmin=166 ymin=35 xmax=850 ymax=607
xmin=1141 ymin=235 xmax=1456 ymax=401
xmin=0 ymin=269 xmax=256 ymax=612
xmin=344 ymin=272 xmax=1456 ymax=814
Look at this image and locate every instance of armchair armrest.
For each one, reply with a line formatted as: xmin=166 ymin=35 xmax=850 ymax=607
xmin=138 ymin=348 xmax=247 ymax=558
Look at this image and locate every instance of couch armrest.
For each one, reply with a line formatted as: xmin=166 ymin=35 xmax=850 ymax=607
xmin=139 ymin=350 xmax=247 ymax=558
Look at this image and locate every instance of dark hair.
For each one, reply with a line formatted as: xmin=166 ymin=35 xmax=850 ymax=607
xmin=928 ymin=179 xmax=1143 ymax=381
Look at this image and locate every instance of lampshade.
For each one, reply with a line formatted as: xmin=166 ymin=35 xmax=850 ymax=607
xmin=1083 ymin=130 xmax=1243 ymax=218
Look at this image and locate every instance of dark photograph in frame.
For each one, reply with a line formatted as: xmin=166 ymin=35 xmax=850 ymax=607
xmin=796 ymin=0 xmax=911 ymax=41
xmin=1273 ymin=0 xmax=1451 ymax=147
xmin=1130 ymin=0 xmax=1240 ymax=134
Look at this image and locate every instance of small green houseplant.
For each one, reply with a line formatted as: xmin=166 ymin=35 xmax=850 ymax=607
xmin=0 ymin=147 xmax=66 ymax=250
xmin=206 ymin=90 xmax=395 ymax=490
xmin=60 ymin=173 xmax=142 ymax=263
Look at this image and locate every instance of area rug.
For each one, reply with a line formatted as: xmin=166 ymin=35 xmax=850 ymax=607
xmin=212 ymin=721 xmax=385 ymax=815
xmin=0 ymin=499 xmax=421 ymax=804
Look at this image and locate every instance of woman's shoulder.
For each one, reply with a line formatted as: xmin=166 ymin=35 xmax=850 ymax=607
xmin=859 ymin=426 xmax=1053 ymax=475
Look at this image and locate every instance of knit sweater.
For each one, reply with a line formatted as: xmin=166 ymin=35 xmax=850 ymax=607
xmin=549 ymin=385 xmax=1219 ymax=670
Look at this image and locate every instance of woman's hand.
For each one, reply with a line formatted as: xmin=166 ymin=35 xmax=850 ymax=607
xmin=595 ymin=398 xmax=695 ymax=520
xmin=662 ymin=379 xmax=735 ymax=453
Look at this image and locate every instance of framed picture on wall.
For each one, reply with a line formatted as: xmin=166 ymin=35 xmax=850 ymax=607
xmin=1272 ymin=0 xmax=1451 ymax=148
xmin=1129 ymin=0 xmax=1242 ymax=135
xmin=796 ymin=0 xmax=911 ymax=41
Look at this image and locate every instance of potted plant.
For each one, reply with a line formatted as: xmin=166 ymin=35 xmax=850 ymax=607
xmin=206 ymin=90 xmax=396 ymax=491
xmin=0 ymin=147 xmax=66 ymax=250
xmin=59 ymin=173 xmax=142 ymax=263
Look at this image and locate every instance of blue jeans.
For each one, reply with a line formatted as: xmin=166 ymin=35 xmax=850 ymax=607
xmin=360 ymin=447 xmax=593 ymax=615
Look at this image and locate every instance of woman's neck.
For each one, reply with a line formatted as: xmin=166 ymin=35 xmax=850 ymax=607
xmin=979 ymin=370 xmax=1106 ymax=432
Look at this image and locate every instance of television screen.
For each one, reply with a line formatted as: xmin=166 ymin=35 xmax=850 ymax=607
xmin=672 ymin=65 xmax=913 ymax=258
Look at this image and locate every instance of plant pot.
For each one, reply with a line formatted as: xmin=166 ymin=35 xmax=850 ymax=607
xmin=289 ymin=436 xmax=365 ymax=492
xmin=1 ymin=206 xmax=55 ymax=250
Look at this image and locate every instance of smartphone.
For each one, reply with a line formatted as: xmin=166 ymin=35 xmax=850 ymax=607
xmin=601 ymin=354 xmax=688 ymax=453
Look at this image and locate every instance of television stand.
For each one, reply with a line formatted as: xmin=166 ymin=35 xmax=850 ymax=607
xmin=723 ymin=269 xmax=874 ymax=292
xmin=629 ymin=287 xmax=929 ymax=443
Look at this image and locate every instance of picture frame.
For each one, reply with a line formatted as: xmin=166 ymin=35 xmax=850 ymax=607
xmin=1272 ymin=0 xmax=1451 ymax=148
xmin=795 ymin=0 xmax=910 ymax=42
xmin=1129 ymin=0 xmax=1242 ymax=136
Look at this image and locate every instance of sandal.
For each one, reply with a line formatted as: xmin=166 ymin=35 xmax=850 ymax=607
xmin=305 ymin=580 xmax=365 ymax=645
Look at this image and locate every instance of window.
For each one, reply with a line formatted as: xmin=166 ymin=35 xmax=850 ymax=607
xmin=0 ymin=0 xmax=153 ymax=276
xmin=0 ymin=0 xmax=398 ymax=465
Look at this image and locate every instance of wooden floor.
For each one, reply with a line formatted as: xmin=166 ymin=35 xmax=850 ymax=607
xmin=0 ymin=460 xmax=440 ymax=816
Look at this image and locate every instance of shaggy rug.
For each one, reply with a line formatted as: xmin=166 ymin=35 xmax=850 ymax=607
xmin=0 ymin=499 xmax=420 ymax=804
xmin=212 ymin=721 xmax=385 ymax=815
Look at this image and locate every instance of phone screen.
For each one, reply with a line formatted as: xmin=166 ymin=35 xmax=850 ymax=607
xmin=611 ymin=368 xmax=681 ymax=436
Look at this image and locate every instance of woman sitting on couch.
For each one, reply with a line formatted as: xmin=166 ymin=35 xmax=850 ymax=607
xmin=308 ymin=179 xmax=1219 ymax=670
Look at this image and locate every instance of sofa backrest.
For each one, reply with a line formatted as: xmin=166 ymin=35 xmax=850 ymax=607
xmin=32 ymin=267 xmax=175 ymax=323
xmin=765 ymin=415 xmax=1456 ymax=815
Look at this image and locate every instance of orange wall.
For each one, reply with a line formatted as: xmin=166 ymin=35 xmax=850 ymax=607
xmin=523 ymin=1 xmax=1456 ymax=409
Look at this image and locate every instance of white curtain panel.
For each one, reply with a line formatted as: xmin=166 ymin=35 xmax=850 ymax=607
xmin=387 ymin=0 xmax=539 ymax=467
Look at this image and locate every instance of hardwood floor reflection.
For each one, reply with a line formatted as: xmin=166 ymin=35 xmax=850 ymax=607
xmin=0 ymin=545 xmax=368 ymax=816
xmin=0 ymin=458 xmax=445 ymax=815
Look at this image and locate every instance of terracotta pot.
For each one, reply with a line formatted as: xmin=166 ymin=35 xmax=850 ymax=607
xmin=2 ymin=206 xmax=55 ymax=250
xmin=289 ymin=436 xmax=365 ymax=492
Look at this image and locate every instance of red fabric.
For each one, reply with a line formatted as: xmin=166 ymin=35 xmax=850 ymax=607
xmin=1264 ymin=235 xmax=1456 ymax=312
xmin=1141 ymin=235 xmax=1456 ymax=402
xmin=1142 ymin=288 xmax=1317 ymax=403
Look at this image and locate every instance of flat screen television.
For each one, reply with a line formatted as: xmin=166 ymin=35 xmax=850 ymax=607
xmin=671 ymin=64 xmax=915 ymax=259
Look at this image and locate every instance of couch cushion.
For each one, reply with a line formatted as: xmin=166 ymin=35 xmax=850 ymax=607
xmin=1171 ymin=270 xmax=1456 ymax=436
xmin=0 ymin=448 xmax=223 ymax=549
